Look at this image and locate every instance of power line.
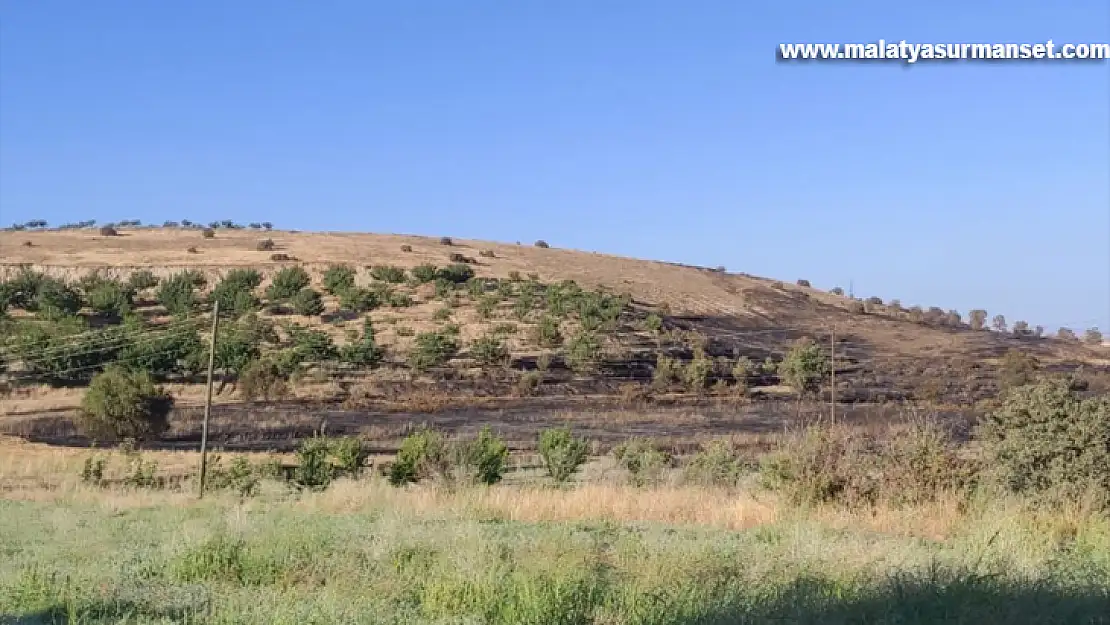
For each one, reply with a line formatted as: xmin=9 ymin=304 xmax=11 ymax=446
xmin=0 ymin=317 xmax=207 ymax=362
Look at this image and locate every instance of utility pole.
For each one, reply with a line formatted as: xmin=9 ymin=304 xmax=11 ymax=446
xmin=198 ymin=301 xmax=219 ymax=498
xmin=829 ymin=325 xmax=836 ymax=425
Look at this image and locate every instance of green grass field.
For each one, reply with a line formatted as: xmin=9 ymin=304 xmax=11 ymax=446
xmin=3 ymin=476 xmax=1109 ymax=625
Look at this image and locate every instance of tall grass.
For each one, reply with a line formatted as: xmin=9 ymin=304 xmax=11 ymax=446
xmin=1 ymin=477 xmax=1108 ymax=624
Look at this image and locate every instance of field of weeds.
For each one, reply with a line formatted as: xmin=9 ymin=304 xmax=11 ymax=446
xmin=2 ymin=449 xmax=1109 ymax=624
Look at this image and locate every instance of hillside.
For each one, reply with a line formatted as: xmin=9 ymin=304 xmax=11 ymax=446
xmin=1 ymin=225 xmax=1106 ymax=429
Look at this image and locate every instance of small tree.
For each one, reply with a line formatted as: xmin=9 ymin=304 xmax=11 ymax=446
xmin=564 ymin=330 xmax=601 ymax=373
xmin=969 ymin=309 xmax=988 ymax=331
xmin=452 ymin=427 xmax=510 ymax=485
xmin=992 ymin=314 xmax=1007 ymax=333
xmin=266 ymin=266 xmax=311 ymax=301
xmin=209 ymin=269 xmax=262 ymax=318
xmin=778 ymin=337 xmax=830 ymax=396
xmin=1058 ymin=327 xmax=1079 ymax=342
xmin=1084 ymin=328 xmax=1103 ymax=346
xmin=469 ymin=335 xmax=510 ymax=367
xmin=369 ymin=265 xmax=407 ymax=284
xmin=156 ymin=272 xmax=198 ymax=316
xmin=537 ymin=426 xmax=588 ymax=483
xmin=86 ymin=279 xmax=135 ymax=319
xmin=389 ymin=428 xmax=450 ymax=486
xmin=322 ymin=264 xmax=356 ymax=295
xmin=534 ymin=240 xmax=550 ymax=248
xmin=408 ymin=330 xmax=459 ymax=371
xmin=338 ymin=286 xmax=378 ymax=314
xmin=128 ymin=270 xmax=160 ymax=291
xmin=998 ymin=348 xmax=1039 ymax=392
xmin=290 ymin=288 xmax=325 ymax=316
xmin=436 ymin=263 xmax=475 ymax=284
xmin=78 ymin=368 xmax=174 ymax=441
xmin=1012 ymin=320 xmax=1030 ymax=338
xmin=411 ymin=264 xmax=438 ymax=283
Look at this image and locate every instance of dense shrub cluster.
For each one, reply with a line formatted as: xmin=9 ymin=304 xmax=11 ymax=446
xmin=978 ymin=376 xmax=1110 ymax=505
xmin=77 ymin=367 xmax=174 ymax=442
xmin=760 ymin=419 xmax=972 ymax=507
xmin=388 ymin=426 xmax=509 ymax=487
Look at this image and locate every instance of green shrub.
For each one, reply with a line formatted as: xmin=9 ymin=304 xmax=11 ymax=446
xmin=531 ymin=315 xmax=562 ymax=347
xmin=77 ymin=367 xmax=174 ymax=442
xmin=290 ymin=288 xmax=325 ymax=316
xmin=411 ymin=264 xmax=438 ymax=283
xmin=1085 ymin=327 xmax=1104 ymax=346
xmin=564 ymin=331 xmax=601 ymax=373
xmin=998 ymin=348 xmax=1040 ymax=392
xmin=432 ymin=306 xmax=452 ymax=322
xmin=339 ymin=286 xmax=378 ymax=314
xmin=287 ymin=325 xmax=338 ymax=364
xmin=33 ymin=278 xmax=83 ymax=317
xmin=209 ymin=269 xmax=262 ymax=317
xmin=202 ymin=319 xmax=270 ymax=378
xmin=156 ymin=273 xmax=198 ymax=316
xmin=476 ymin=295 xmax=499 ymax=319
xmin=408 ymin=330 xmax=459 ymax=371
xmin=117 ymin=322 xmax=204 ymax=378
xmin=389 ymin=428 xmax=450 ymax=486
xmin=452 ymin=426 xmax=509 ymax=485
xmin=388 ymin=292 xmax=414 ymax=308
xmin=266 ymin=266 xmax=311 ymax=301
xmin=205 ymin=455 xmax=262 ymax=497
xmin=238 ymin=358 xmax=290 ymax=402
xmin=370 ymin=265 xmax=407 ymax=284
xmin=294 ymin=437 xmax=336 ymax=489
xmin=322 ymin=264 xmax=356 ymax=295
xmin=683 ymin=347 xmax=713 ymax=391
xmin=436 ymin=263 xmax=475 ymax=284
xmin=470 ymin=334 xmax=510 ymax=367
xmin=612 ymin=438 xmax=671 ymax=487
xmin=642 ymin=313 xmax=663 ymax=333
xmin=433 ymin=278 xmax=455 ymax=299
xmin=339 ymin=318 xmax=382 ymax=367
xmin=537 ymin=426 xmax=588 ymax=483
xmin=128 ymin=270 xmax=160 ymax=291
xmin=778 ymin=337 xmax=829 ymax=396
xmin=329 ymin=436 xmax=369 ymax=476
xmin=85 ymin=279 xmax=135 ymax=319
xmin=683 ymin=440 xmax=746 ymax=487
xmin=292 ymin=435 xmax=368 ymax=489
xmin=978 ymin=376 xmax=1110 ymax=505
xmin=652 ymin=355 xmax=680 ymax=390
xmin=4 ymin=268 xmax=47 ymax=309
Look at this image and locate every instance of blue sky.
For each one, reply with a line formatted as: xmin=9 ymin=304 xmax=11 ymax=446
xmin=1 ymin=1 xmax=1107 ymax=332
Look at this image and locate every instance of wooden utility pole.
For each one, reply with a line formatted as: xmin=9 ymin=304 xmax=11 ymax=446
xmin=198 ymin=301 xmax=220 ymax=497
xmin=829 ymin=325 xmax=836 ymax=425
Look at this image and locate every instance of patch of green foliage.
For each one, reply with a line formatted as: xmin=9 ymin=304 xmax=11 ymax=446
xmin=77 ymin=367 xmax=174 ymax=442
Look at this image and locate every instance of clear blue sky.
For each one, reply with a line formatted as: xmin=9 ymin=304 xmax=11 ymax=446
xmin=1 ymin=1 xmax=1107 ymax=333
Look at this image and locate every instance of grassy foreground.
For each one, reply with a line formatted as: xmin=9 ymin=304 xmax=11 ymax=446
xmin=2 ymin=477 xmax=1109 ymax=625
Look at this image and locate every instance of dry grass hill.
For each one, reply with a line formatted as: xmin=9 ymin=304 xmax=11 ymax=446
xmin=1 ymin=224 xmax=1106 ymax=451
